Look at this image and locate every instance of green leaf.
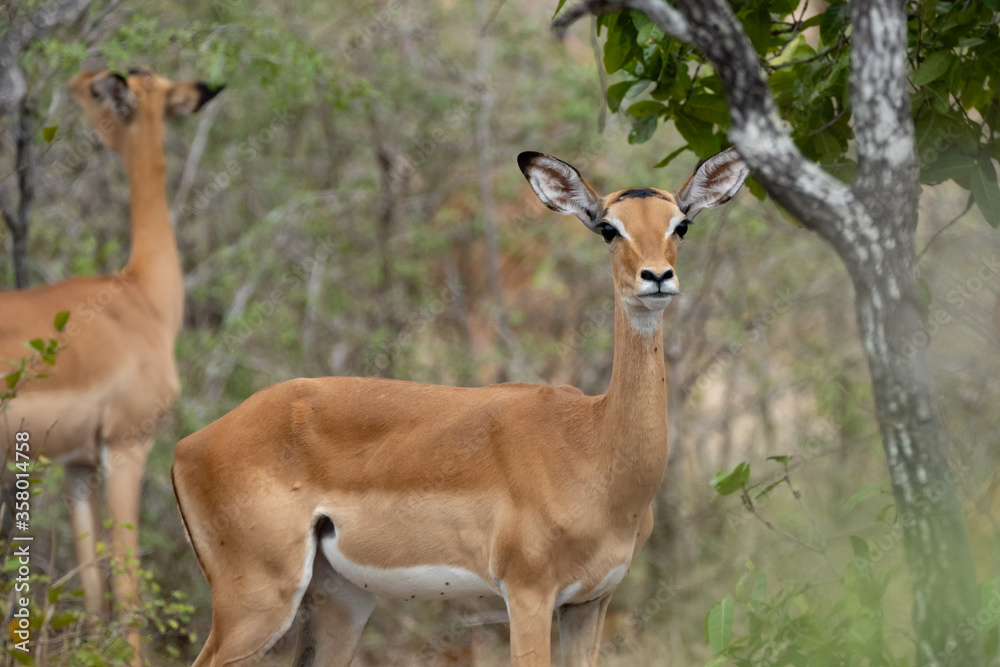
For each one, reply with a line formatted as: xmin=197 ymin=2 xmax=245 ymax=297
xmin=552 ymin=0 xmax=568 ymax=19
xmin=851 ymin=535 xmax=871 ymax=564
xmin=628 ymin=114 xmax=657 ymax=144
xmin=705 ymin=595 xmax=734 ymax=654
xmin=627 ymin=100 xmax=666 ymax=118
xmin=844 ymin=481 xmax=889 ymax=511
xmin=771 ymin=0 xmax=799 ymax=16
xmin=912 ymin=52 xmax=955 ymax=86
xmin=767 ymin=455 xmax=790 ymax=465
xmin=743 ymin=8 xmax=771 ymax=55
xmin=54 ymin=310 xmax=70 ymax=332
xmin=673 ymin=111 xmax=719 ymax=158
xmin=819 ymin=5 xmax=846 ymax=46
xmin=632 ymin=11 xmax=655 ymax=43
xmin=43 ymin=125 xmax=57 ymax=143
xmin=6 ymin=369 xmax=22 ymax=389
xmin=51 ymin=611 xmax=79 ymax=629
xmin=710 ymin=462 xmax=750 ymax=496
xmin=685 ymin=93 xmax=730 ymax=126
xmin=9 ymin=648 xmax=34 ymax=665
xmin=970 ymin=159 xmax=1000 ymax=228
xmin=607 ymin=80 xmax=634 ymax=114
xmin=28 ymin=338 xmax=45 ymax=352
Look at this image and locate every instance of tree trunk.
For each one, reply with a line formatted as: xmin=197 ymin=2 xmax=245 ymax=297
xmin=2 ymin=97 xmax=35 ymax=288
xmin=553 ymin=0 xmax=985 ymax=662
xmin=847 ymin=243 xmax=982 ymax=665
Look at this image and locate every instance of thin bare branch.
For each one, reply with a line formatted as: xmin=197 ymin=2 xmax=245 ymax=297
xmin=916 ymin=194 xmax=974 ymax=261
xmin=171 ymin=98 xmax=222 ymax=219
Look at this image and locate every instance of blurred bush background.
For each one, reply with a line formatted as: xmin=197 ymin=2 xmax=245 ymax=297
xmin=2 ymin=0 xmax=999 ymax=664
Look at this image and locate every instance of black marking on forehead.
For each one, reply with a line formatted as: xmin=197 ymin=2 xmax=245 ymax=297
xmin=616 ymin=188 xmax=669 ymax=201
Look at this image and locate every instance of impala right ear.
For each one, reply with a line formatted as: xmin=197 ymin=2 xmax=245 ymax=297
xmin=518 ymin=152 xmax=602 ymax=229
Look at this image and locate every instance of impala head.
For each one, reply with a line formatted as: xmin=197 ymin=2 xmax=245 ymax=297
xmin=69 ymin=67 xmax=224 ymax=154
xmin=518 ymin=148 xmax=748 ymax=335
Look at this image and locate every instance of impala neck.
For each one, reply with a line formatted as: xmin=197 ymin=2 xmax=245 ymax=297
xmin=598 ymin=299 xmax=669 ymax=510
xmin=121 ymin=110 xmax=184 ymax=336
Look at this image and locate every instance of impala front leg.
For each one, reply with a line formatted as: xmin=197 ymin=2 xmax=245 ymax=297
xmin=558 ymin=593 xmax=612 ymax=666
xmin=506 ymin=586 xmax=557 ymax=667
xmin=105 ymin=439 xmax=152 ymax=665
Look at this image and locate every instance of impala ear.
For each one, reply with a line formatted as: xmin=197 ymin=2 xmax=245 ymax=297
xmin=89 ymin=73 xmax=135 ymax=122
xmin=166 ymin=81 xmax=225 ymax=115
xmin=675 ymin=147 xmax=749 ymax=219
xmin=517 ymin=151 xmax=602 ymax=229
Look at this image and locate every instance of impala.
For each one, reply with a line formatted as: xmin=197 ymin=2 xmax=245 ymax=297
xmin=0 ymin=68 xmax=221 ymax=661
xmin=172 ymin=147 xmax=748 ymax=666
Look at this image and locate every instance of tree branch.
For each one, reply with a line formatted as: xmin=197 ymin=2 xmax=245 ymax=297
xmin=553 ymin=0 xmax=690 ymax=41
xmin=916 ymin=194 xmax=973 ymax=262
xmin=171 ymin=98 xmax=222 ymax=220
xmin=849 ymin=0 xmax=918 ymax=230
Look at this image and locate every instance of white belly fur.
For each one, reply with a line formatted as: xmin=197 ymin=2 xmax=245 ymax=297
xmin=319 ymin=531 xmax=496 ymax=601
xmin=319 ymin=530 xmax=630 ymax=605
xmin=560 ymin=564 xmax=629 ymax=605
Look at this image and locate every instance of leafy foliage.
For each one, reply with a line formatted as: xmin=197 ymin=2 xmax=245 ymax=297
xmin=585 ymin=0 xmax=1000 ymax=223
xmin=704 ymin=457 xmax=1000 ymax=665
xmin=1 ymin=457 xmax=196 ymax=666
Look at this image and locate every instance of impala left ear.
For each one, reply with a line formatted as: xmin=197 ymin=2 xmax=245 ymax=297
xmin=675 ymin=147 xmax=749 ymax=219
xmin=166 ymin=81 xmax=225 ymax=115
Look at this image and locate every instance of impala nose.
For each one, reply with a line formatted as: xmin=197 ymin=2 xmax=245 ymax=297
xmin=640 ymin=269 xmax=674 ymax=283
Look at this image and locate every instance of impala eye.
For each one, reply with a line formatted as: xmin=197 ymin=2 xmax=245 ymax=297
xmin=674 ymin=219 xmax=691 ymax=239
xmin=598 ymin=222 xmax=619 ymax=244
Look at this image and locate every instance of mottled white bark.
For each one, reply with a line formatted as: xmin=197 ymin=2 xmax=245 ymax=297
xmin=556 ymin=1 xmax=982 ymax=664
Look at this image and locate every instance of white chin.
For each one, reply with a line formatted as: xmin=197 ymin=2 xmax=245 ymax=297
xmin=638 ymin=295 xmax=673 ymax=311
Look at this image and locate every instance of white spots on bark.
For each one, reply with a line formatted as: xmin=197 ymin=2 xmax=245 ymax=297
xmin=899 ymin=429 xmax=913 ymax=458
xmin=871 ymin=289 xmax=883 ymax=314
xmin=916 ymin=396 xmax=932 ymax=422
xmin=853 ymin=2 xmax=915 ymax=175
xmin=888 ymin=277 xmax=900 ymax=300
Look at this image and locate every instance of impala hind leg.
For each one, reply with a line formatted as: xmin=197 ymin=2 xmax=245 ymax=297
xmin=506 ymin=587 xmax=557 ymax=667
xmin=293 ymin=539 xmax=376 ymax=667
xmin=557 ymin=594 xmax=612 ymax=666
xmin=191 ymin=523 xmax=321 ymax=667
